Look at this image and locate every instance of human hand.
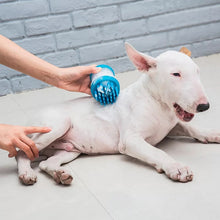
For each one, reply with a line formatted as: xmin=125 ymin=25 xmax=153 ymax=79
xmin=0 ymin=124 xmax=51 ymax=160
xmin=0 ymin=36 xmax=101 ymax=94
xmin=56 ymin=65 xmax=101 ymax=94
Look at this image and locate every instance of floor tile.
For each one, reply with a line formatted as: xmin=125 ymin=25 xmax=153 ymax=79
xmin=10 ymin=87 xmax=86 ymax=110
xmin=0 ymin=152 xmax=113 ymax=220
xmin=0 ymin=94 xmax=22 ymax=115
xmin=68 ymin=140 xmax=220 ymax=220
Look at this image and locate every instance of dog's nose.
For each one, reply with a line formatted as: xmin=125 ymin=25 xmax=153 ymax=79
xmin=196 ymin=103 xmax=210 ymax=112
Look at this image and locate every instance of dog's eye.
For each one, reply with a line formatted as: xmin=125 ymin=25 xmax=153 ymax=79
xmin=172 ymin=73 xmax=181 ymax=77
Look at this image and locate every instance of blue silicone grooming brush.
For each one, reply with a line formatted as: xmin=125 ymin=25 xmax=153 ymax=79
xmin=90 ymin=64 xmax=120 ymax=105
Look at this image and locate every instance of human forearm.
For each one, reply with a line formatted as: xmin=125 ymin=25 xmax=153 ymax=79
xmin=0 ymin=35 xmax=101 ymax=93
xmin=0 ymin=35 xmax=60 ymax=86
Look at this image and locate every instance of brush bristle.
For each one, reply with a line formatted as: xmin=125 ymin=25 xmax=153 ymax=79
xmin=95 ymin=82 xmax=119 ymax=105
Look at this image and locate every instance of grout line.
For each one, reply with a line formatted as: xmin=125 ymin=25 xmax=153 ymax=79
xmin=68 ymin=165 xmax=115 ymax=220
xmin=47 ymin=0 xmax=52 ymax=13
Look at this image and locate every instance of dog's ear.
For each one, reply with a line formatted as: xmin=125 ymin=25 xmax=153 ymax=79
xmin=125 ymin=42 xmax=156 ymax=72
xmin=180 ymin=47 xmax=191 ymax=57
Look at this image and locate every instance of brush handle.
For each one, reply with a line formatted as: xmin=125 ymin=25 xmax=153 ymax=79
xmin=90 ymin=64 xmax=120 ymax=105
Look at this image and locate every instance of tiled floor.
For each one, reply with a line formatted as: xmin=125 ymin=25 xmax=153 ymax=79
xmin=1 ymin=54 xmax=220 ymax=220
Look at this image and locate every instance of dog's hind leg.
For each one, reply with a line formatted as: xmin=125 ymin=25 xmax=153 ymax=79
xmin=39 ymin=150 xmax=80 ymax=185
xmin=16 ymin=150 xmax=37 ymax=185
xmin=29 ymin=115 xmax=72 ymax=152
xmin=16 ymin=114 xmax=72 ymax=185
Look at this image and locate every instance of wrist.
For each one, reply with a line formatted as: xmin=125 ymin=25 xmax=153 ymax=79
xmin=40 ymin=65 xmax=61 ymax=88
xmin=52 ymin=67 xmax=64 ymax=88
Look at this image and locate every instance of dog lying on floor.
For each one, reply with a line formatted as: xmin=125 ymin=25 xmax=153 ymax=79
xmin=16 ymin=43 xmax=220 ymax=185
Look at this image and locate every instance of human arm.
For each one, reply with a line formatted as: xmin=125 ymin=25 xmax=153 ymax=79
xmin=0 ymin=35 xmax=101 ymax=94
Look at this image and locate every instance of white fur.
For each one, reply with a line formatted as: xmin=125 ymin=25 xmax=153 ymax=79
xmin=16 ymin=43 xmax=220 ymax=185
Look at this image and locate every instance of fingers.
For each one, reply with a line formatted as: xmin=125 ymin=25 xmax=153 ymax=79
xmin=2 ymin=125 xmax=47 ymax=160
xmin=22 ymin=126 xmax=50 ymax=159
xmin=81 ymin=65 xmax=101 ymax=75
xmin=84 ymin=88 xmax=92 ymax=95
xmin=8 ymin=147 xmax=17 ymax=158
xmin=24 ymin=126 xmax=51 ymax=134
xmin=13 ymin=138 xmax=35 ymax=160
xmin=20 ymin=135 xmax=39 ymax=158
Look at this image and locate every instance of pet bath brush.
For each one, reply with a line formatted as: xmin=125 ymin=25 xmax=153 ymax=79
xmin=90 ymin=64 xmax=120 ymax=105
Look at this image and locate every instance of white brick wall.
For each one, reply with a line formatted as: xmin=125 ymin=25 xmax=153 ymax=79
xmin=0 ymin=0 xmax=49 ymax=21
xmin=73 ymin=6 xmax=119 ymax=27
xmin=25 ymin=15 xmax=72 ymax=36
xmin=0 ymin=0 xmax=220 ymax=96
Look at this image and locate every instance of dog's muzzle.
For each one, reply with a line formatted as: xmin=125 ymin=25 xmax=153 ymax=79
xmin=173 ymin=103 xmax=194 ymax=122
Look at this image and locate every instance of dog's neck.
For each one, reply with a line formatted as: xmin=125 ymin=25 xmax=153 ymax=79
xmin=139 ymin=74 xmax=171 ymax=110
xmin=140 ymin=75 xmax=161 ymax=100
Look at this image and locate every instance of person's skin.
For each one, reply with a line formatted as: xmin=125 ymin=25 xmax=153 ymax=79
xmin=0 ymin=35 xmax=101 ymax=159
xmin=0 ymin=35 xmax=101 ymax=94
xmin=0 ymin=124 xmax=51 ymax=160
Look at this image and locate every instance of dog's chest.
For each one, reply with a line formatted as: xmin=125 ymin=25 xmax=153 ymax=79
xmin=140 ymin=105 xmax=177 ymax=145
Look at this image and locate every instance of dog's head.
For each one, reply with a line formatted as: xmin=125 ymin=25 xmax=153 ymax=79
xmin=125 ymin=43 xmax=209 ymax=122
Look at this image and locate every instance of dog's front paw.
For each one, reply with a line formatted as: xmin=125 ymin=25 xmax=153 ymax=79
xmin=195 ymin=130 xmax=220 ymax=144
xmin=164 ymin=162 xmax=193 ymax=182
xmin=19 ymin=170 xmax=37 ymax=185
xmin=53 ymin=168 xmax=73 ymax=185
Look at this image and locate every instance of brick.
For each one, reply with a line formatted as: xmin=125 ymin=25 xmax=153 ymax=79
xmin=15 ymin=35 xmax=56 ymax=54
xmin=126 ymin=32 xmax=168 ymax=52
xmin=168 ymin=22 xmax=220 ymax=46
xmin=121 ymin=0 xmax=165 ymax=20
xmin=210 ymin=4 xmax=220 ymax=22
xmin=0 ymin=65 xmax=22 ymax=79
xmin=25 ymin=15 xmax=72 ymax=36
xmin=49 ymin=0 xmax=77 ymax=13
xmin=0 ymin=21 xmax=25 ymax=39
xmin=79 ymin=41 xmax=125 ymax=63
xmin=0 ymin=0 xmax=49 ymax=21
xmin=148 ymin=5 xmax=220 ymax=32
xmin=49 ymin=0 xmax=135 ymax=13
xmin=56 ymin=28 xmax=102 ymax=50
xmin=164 ymin=0 xmax=220 ymax=12
xmin=0 ymin=0 xmax=16 ymax=3
xmin=73 ymin=6 xmax=119 ymax=28
xmin=39 ymin=50 xmax=79 ymax=67
xmin=192 ymin=38 xmax=220 ymax=57
xmin=101 ymin=19 xmax=148 ymax=41
xmin=0 ymin=79 xmax=11 ymax=96
xmin=11 ymin=76 xmax=49 ymax=93
xmin=106 ymin=56 xmax=135 ymax=73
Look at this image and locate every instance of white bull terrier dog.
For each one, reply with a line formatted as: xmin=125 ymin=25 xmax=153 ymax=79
xmin=16 ymin=43 xmax=220 ymax=185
